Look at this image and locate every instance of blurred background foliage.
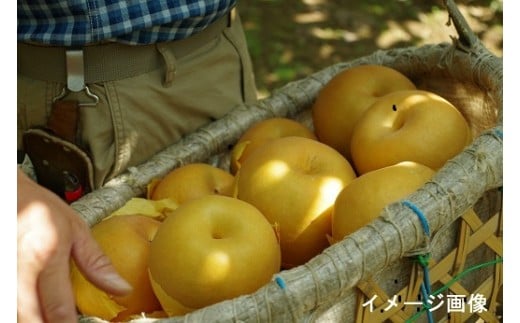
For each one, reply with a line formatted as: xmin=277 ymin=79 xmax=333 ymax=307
xmin=238 ymin=0 xmax=503 ymax=98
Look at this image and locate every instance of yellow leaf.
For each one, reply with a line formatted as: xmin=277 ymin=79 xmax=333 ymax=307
xmin=106 ymin=197 xmax=179 ymax=222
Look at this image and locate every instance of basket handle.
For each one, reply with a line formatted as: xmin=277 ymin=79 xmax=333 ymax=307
xmin=444 ymin=0 xmax=480 ymax=49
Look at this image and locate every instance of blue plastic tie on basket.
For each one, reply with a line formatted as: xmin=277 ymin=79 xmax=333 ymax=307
xmin=402 ymin=200 xmax=434 ymax=323
xmin=494 ymin=128 xmax=503 ymax=139
xmin=402 ymin=200 xmax=430 ymax=236
xmin=275 ymin=275 xmax=286 ymax=290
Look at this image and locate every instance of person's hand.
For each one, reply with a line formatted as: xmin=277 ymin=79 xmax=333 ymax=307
xmin=17 ymin=168 xmax=132 ymax=323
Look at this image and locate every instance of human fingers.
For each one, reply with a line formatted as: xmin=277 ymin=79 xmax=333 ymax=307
xmin=17 ymin=197 xmax=77 ymax=323
xmin=37 ymin=246 xmax=78 ymax=323
xmin=18 ymin=169 xmax=97 ymax=322
xmin=17 ymin=212 xmax=44 ymax=323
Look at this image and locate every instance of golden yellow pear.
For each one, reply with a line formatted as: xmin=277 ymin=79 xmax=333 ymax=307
xmin=230 ymin=117 xmax=317 ymax=174
xmin=148 ymin=195 xmax=281 ymax=313
xmin=312 ymin=64 xmax=416 ymax=159
xmin=350 ymin=89 xmax=472 ymax=174
xmin=234 ymin=136 xmax=357 ymax=268
xmin=70 ymin=215 xmax=162 ymax=322
xmin=148 ymin=163 xmax=235 ymax=204
xmin=331 ymin=161 xmax=435 ymax=243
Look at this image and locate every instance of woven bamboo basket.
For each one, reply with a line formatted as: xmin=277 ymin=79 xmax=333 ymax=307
xmin=73 ymin=0 xmax=503 ymax=322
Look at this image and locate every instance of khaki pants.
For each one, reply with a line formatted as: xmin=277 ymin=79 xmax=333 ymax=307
xmin=18 ymin=12 xmax=257 ymax=189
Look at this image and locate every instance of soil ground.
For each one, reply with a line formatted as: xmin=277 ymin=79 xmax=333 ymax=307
xmin=238 ymin=0 xmax=503 ymax=98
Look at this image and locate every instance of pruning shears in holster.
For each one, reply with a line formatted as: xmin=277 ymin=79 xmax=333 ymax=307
xmin=22 ymin=49 xmax=97 ymax=203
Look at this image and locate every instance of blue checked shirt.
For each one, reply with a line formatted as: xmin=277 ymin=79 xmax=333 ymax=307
xmin=18 ymin=0 xmax=236 ymax=46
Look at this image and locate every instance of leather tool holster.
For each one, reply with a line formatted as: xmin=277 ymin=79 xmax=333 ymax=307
xmin=22 ymin=100 xmax=94 ymax=202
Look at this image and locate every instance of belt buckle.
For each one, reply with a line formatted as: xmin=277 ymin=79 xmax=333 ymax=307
xmin=53 ymin=49 xmax=99 ymax=107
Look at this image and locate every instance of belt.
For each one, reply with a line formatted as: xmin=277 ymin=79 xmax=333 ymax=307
xmin=17 ymin=12 xmax=231 ymax=84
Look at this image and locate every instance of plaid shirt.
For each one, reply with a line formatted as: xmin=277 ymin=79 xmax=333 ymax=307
xmin=18 ymin=0 xmax=236 ymax=46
